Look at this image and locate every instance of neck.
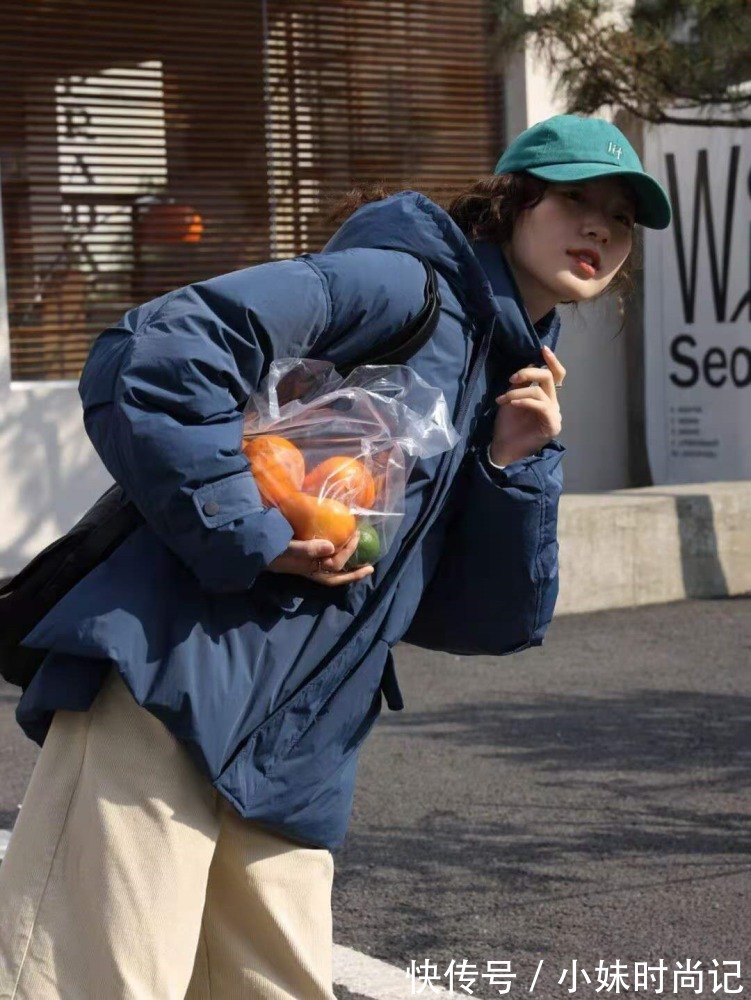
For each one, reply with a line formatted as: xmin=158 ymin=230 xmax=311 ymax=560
xmin=500 ymin=243 xmax=557 ymax=325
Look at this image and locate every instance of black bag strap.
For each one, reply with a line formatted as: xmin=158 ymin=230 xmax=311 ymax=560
xmin=335 ymin=247 xmax=440 ymax=377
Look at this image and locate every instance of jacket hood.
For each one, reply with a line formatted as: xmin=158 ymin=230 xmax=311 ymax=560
xmin=322 ymin=190 xmax=560 ymax=362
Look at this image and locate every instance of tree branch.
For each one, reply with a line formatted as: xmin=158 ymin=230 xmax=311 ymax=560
xmin=491 ymin=0 xmax=751 ymax=127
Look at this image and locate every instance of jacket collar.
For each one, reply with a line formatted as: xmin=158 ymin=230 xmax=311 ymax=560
xmin=470 ymin=239 xmax=561 ymax=363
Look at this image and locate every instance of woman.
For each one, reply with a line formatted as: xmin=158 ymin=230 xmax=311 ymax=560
xmin=0 ymin=114 xmax=670 ymax=999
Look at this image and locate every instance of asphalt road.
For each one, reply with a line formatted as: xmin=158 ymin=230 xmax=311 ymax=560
xmin=2 ymin=596 xmax=750 ymax=999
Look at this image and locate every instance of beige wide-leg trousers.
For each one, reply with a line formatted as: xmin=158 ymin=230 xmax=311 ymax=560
xmin=0 ymin=669 xmax=336 ymax=1000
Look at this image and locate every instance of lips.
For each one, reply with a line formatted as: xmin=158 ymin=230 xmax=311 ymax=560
xmin=567 ymin=247 xmax=601 ymax=273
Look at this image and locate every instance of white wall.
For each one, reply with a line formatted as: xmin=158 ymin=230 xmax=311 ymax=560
xmin=555 ymin=298 xmax=631 ymax=492
xmin=0 ymin=384 xmax=112 ymax=577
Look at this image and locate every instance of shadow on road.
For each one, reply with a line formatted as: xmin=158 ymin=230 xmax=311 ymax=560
xmin=379 ymin=688 xmax=751 ymax=790
xmin=335 ymin=687 xmax=751 ymax=960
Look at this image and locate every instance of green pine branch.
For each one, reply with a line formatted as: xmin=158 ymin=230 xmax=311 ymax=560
xmin=492 ymin=0 xmax=751 ymax=127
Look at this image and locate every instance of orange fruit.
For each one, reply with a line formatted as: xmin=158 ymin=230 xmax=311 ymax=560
xmin=302 ymin=456 xmax=376 ymax=509
xmin=372 ymin=472 xmax=388 ymax=503
xmin=243 ymin=435 xmax=305 ymax=506
xmin=278 ymin=492 xmax=357 ymax=548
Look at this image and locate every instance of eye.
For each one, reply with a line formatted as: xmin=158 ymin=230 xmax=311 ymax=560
xmin=562 ymin=188 xmax=583 ymax=200
xmin=615 ymin=213 xmax=634 ymax=228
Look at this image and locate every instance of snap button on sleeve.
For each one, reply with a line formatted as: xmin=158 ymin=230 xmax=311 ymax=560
xmin=192 ymin=471 xmax=265 ymax=529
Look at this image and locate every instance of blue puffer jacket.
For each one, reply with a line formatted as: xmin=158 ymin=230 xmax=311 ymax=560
xmin=18 ymin=192 xmax=564 ymax=850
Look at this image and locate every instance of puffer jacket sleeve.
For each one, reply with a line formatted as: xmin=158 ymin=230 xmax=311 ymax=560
xmin=402 ymin=437 xmax=565 ymax=656
xmin=78 ymin=249 xmax=429 ymax=594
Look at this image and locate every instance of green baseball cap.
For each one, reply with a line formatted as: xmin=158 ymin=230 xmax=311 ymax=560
xmin=494 ymin=114 xmax=671 ymax=230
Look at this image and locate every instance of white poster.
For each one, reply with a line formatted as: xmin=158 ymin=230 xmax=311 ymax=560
xmin=643 ymin=113 xmax=751 ymax=484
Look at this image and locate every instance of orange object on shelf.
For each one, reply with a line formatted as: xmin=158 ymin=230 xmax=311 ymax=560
xmin=243 ymin=435 xmax=305 ymax=506
xmin=302 ymin=455 xmax=376 ymax=509
xmin=278 ymin=492 xmax=357 ymax=548
xmin=138 ymin=202 xmax=204 ymax=244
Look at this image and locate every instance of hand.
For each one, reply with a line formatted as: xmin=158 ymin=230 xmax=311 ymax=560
xmin=490 ymin=345 xmax=566 ymax=466
xmin=266 ymin=532 xmax=374 ymax=587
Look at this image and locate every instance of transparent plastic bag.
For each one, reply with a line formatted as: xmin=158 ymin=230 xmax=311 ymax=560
xmin=242 ymin=358 xmax=460 ymax=566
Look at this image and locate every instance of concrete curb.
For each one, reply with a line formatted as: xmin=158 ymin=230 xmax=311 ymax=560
xmin=556 ymin=481 xmax=751 ymax=615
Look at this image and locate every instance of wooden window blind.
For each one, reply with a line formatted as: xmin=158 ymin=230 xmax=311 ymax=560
xmin=1 ymin=0 xmax=502 ymax=382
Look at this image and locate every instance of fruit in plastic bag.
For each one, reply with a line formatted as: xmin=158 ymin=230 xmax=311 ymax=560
xmin=243 ymin=435 xmax=305 ymax=505
xmin=242 ymin=358 xmax=461 ymax=565
xmin=346 ymin=522 xmax=381 ymax=569
xmin=302 ymin=456 xmax=376 ymax=509
xmin=278 ymin=492 xmax=357 ymax=548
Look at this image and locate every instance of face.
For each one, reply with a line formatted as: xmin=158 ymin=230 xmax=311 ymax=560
xmin=502 ymin=177 xmax=635 ymax=324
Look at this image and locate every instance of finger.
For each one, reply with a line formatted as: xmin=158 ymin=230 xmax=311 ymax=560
xmin=288 ymin=538 xmax=336 ymax=559
xmin=542 ymin=345 xmax=567 ymax=383
xmin=289 ymin=538 xmax=336 ymax=574
xmin=507 ymin=397 xmax=562 ymax=430
xmin=508 ymin=366 xmax=552 ymax=384
xmin=509 ymin=396 xmax=561 ymax=415
xmin=321 ymin=530 xmax=361 ymax=572
xmin=312 ymin=564 xmax=374 ymax=587
xmin=507 ymin=367 xmax=557 ymax=401
xmin=496 ymin=386 xmax=547 ymax=404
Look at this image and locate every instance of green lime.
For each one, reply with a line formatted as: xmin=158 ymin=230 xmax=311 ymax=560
xmin=347 ymin=522 xmax=381 ymax=568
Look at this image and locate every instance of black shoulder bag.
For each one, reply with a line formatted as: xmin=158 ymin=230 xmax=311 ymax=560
xmin=0 ymin=250 xmax=440 ymax=690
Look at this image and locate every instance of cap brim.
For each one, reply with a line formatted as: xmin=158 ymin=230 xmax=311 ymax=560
xmin=527 ymin=162 xmax=672 ymax=230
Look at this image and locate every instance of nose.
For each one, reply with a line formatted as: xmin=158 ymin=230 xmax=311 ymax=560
xmin=581 ymin=210 xmax=610 ymax=244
